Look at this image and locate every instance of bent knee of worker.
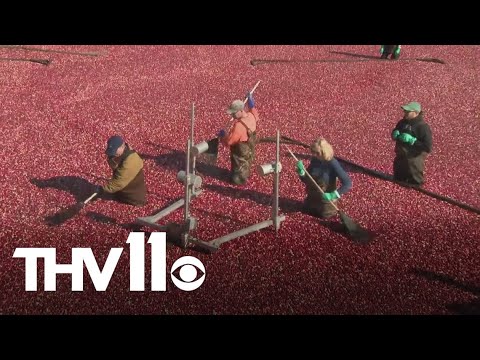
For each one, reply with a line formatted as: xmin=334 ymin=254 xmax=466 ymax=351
xmin=231 ymin=174 xmax=247 ymax=185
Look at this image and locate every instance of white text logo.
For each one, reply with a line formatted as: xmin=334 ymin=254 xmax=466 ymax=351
xmin=13 ymin=232 xmax=206 ymax=292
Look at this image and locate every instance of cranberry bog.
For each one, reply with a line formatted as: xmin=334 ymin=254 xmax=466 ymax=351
xmin=0 ymin=45 xmax=479 ymax=315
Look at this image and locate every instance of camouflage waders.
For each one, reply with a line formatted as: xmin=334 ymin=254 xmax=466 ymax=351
xmin=230 ymin=130 xmax=257 ymax=185
xmin=302 ymin=175 xmax=338 ymax=218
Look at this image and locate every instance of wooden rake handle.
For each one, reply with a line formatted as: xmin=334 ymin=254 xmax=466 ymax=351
xmin=285 ymin=145 xmax=340 ymax=212
xmin=245 ymin=80 xmax=262 ymax=103
xmin=83 ymin=192 xmax=98 ymax=205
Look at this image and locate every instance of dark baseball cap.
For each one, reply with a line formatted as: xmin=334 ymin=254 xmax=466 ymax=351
xmin=105 ymin=135 xmax=124 ymax=157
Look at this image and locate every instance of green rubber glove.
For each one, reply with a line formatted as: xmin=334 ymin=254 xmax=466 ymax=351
xmin=322 ymin=190 xmax=340 ymax=201
xmin=392 ymin=129 xmax=400 ymax=140
xmin=296 ymin=161 xmax=306 ymax=176
xmin=398 ymin=133 xmax=417 ymax=145
xmin=394 ymin=46 xmax=401 ymax=56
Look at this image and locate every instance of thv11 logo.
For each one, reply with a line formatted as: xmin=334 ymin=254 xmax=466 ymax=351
xmin=13 ymin=232 xmax=206 ymax=292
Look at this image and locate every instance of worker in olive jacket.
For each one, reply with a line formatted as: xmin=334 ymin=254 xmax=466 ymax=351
xmin=96 ymin=135 xmax=147 ymax=206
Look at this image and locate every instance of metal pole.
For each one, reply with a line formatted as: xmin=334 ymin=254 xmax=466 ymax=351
xmin=179 ymin=139 xmax=193 ymax=248
xmin=184 ymin=139 xmax=191 ymax=222
xmin=209 ymin=220 xmax=274 ymax=247
xmin=136 ymin=199 xmax=185 ymax=224
xmin=190 ymin=103 xmax=195 ymax=145
xmin=190 ymin=103 xmax=196 ymax=176
xmin=272 ymin=130 xmax=280 ymax=231
xmin=201 ymin=129 xmax=287 ymax=250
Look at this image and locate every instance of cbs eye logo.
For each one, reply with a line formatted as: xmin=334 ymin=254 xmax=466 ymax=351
xmin=170 ymin=256 xmax=206 ymax=291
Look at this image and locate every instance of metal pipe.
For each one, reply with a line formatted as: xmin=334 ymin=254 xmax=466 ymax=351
xmin=135 ymin=219 xmax=169 ymax=231
xmin=209 ymin=215 xmax=286 ymax=247
xmin=191 ymin=103 xmax=196 ymax=176
xmin=190 ymin=103 xmax=195 ymax=146
xmin=209 ymin=220 xmax=274 ymax=247
xmin=189 ymin=238 xmax=219 ymax=253
xmin=272 ymin=130 xmax=280 ymax=231
xmin=184 ymin=139 xmax=191 ymax=223
xmin=136 ymin=199 xmax=185 ymax=224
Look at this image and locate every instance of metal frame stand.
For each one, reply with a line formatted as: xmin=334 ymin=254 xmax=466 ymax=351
xmin=203 ymin=130 xmax=285 ymax=250
xmin=136 ymin=103 xmax=212 ymax=249
xmin=137 ymin=104 xmax=286 ymax=253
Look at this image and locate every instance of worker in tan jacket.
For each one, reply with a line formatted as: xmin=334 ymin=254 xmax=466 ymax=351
xmin=96 ymin=135 xmax=147 ymax=206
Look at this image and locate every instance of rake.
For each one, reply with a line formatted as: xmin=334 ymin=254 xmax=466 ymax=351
xmin=45 ymin=192 xmax=98 ymax=226
xmin=285 ymin=145 xmax=373 ymax=243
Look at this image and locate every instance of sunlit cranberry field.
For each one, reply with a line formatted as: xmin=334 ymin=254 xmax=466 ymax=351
xmin=0 ymin=45 xmax=479 ymax=314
